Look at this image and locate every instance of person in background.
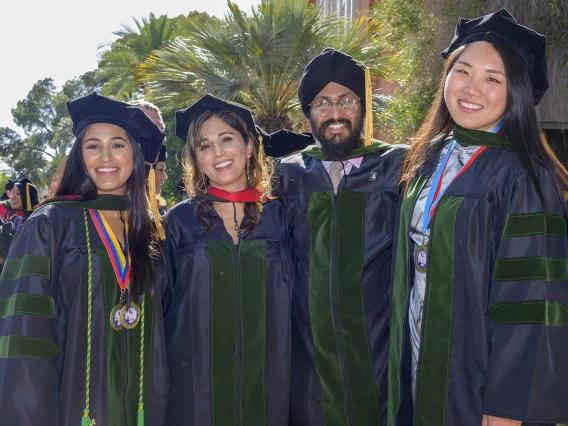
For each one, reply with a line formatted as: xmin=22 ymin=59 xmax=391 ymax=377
xmin=130 ymin=100 xmax=168 ymax=227
xmin=387 ymin=9 xmax=568 ymax=426
xmin=9 ymin=177 xmax=39 ymax=229
xmin=153 ymin=145 xmax=168 ymax=215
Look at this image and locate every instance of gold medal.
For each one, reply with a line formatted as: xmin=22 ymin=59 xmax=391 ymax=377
xmin=120 ymin=301 xmax=141 ymax=329
xmin=415 ymin=242 xmax=428 ymax=273
xmin=110 ymin=303 xmax=124 ymax=331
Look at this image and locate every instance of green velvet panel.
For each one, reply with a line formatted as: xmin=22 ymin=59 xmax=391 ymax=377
xmin=0 ymin=255 xmax=50 ymax=281
xmin=488 ymin=300 xmax=568 ymax=326
xmin=494 ymin=255 xmax=568 ymax=282
xmin=453 ymin=125 xmax=508 ymax=148
xmin=239 ymin=240 xmax=267 ymax=426
xmin=208 ymin=240 xmax=238 ymax=426
xmin=415 ymin=196 xmax=463 ymax=426
xmin=336 ymin=191 xmax=380 ymax=426
xmin=49 ymin=194 xmax=128 ymax=211
xmin=302 ymin=139 xmax=390 ymax=160
xmin=502 ymin=212 xmax=566 ymax=238
xmin=97 ymin=247 xmax=126 ymax=426
xmin=387 ymin=178 xmax=426 ymax=426
xmin=0 ymin=335 xmax=59 ymax=360
xmin=307 ymin=191 xmax=348 ymax=426
xmin=0 ymin=293 xmax=55 ymax=319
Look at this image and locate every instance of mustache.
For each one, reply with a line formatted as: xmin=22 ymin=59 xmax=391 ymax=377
xmin=321 ymin=119 xmax=352 ymax=131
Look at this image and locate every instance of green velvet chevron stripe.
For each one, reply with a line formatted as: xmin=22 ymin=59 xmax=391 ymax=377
xmin=239 ymin=240 xmax=267 ymax=426
xmin=307 ymin=191 xmax=348 ymax=426
xmin=415 ymin=196 xmax=463 ymax=426
xmin=336 ymin=191 xmax=381 ymax=426
xmin=98 ymin=246 xmax=129 ymax=426
xmin=488 ymin=301 xmax=568 ymax=326
xmin=0 ymin=255 xmax=50 ymax=281
xmin=308 ymin=190 xmax=381 ymax=426
xmin=503 ymin=212 xmax=566 ymax=238
xmin=0 ymin=335 xmax=59 ymax=360
xmin=0 ymin=293 xmax=55 ymax=319
xmin=208 ymin=240 xmax=238 ymax=426
xmin=494 ymin=256 xmax=568 ymax=282
xmin=387 ymin=178 xmax=426 ymax=426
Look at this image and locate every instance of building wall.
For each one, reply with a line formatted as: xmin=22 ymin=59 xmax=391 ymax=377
xmin=310 ymin=0 xmax=374 ymax=18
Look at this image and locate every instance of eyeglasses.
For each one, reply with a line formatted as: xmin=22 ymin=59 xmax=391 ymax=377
xmin=309 ymin=97 xmax=361 ymax=117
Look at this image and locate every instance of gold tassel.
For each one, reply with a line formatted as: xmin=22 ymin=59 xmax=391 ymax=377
xmin=147 ymin=168 xmax=165 ymax=240
xmin=364 ymin=65 xmax=373 ymax=147
xmin=26 ymin=184 xmax=32 ymax=211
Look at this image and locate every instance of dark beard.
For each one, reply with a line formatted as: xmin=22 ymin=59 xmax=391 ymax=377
xmin=310 ymin=114 xmax=365 ymax=160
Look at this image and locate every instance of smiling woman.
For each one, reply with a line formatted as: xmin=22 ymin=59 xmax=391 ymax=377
xmin=162 ymin=94 xmax=293 ymax=426
xmin=82 ymin=123 xmax=135 ymax=195
xmin=388 ymin=9 xmax=568 ymax=426
xmin=0 ymin=92 xmax=169 ymax=426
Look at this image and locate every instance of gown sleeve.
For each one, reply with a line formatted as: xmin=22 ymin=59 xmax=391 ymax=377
xmin=0 ymin=214 xmax=60 ymax=425
xmin=483 ymin=169 xmax=568 ymax=423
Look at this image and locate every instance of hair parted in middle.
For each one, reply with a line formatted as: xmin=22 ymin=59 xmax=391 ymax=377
xmin=401 ymin=42 xmax=568 ymax=203
xmin=43 ymin=128 xmax=158 ymax=302
xmin=182 ymin=109 xmax=275 ymax=233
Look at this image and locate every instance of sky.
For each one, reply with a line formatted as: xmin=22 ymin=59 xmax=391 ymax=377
xmin=0 ymin=0 xmax=259 ymax=131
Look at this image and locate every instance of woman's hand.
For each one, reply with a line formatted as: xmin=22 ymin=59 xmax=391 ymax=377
xmin=482 ymin=415 xmax=522 ymax=426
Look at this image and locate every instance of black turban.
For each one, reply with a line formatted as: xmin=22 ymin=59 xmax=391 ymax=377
xmin=442 ymin=8 xmax=548 ymax=105
xmin=156 ymin=144 xmax=167 ymax=163
xmin=298 ymin=48 xmax=366 ymax=117
xmin=67 ymin=92 xmax=166 ymax=163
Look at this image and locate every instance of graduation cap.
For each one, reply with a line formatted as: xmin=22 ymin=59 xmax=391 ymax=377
xmin=156 ymin=144 xmax=167 ymax=163
xmin=14 ymin=178 xmax=39 ymax=212
xmin=264 ymin=129 xmax=314 ymax=158
xmin=67 ymin=92 xmax=166 ymax=163
xmin=176 ymin=94 xmax=263 ymax=144
xmin=442 ymin=8 xmax=548 ymax=104
xmin=298 ymin=48 xmax=374 ymax=146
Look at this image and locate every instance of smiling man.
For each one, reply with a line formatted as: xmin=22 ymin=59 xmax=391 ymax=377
xmin=278 ymin=48 xmax=407 ymax=426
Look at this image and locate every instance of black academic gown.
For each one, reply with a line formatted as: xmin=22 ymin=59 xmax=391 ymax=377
xmin=278 ymin=140 xmax=407 ymax=426
xmin=163 ymin=197 xmax=293 ymax=426
xmin=388 ymin=126 xmax=568 ymax=425
xmin=0 ymin=195 xmax=169 ymax=426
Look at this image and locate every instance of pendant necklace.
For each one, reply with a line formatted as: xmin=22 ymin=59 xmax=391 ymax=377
xmin=89 ymin=209 xmax=140 ymax=331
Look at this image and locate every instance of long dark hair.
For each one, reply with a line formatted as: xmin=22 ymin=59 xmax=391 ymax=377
xmin=401 ymin=42 xmax=568 ymax=203
xmin=182 ymin=110 xmax=275 ymax=233
xmin=43 ymin=128 xmax=157 ymax=301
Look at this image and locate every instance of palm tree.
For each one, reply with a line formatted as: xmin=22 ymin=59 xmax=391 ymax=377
xmin=138 ymin=0 xmax=386 ymax=132
xmin=97 ymin=13 xmax=179 ymax=100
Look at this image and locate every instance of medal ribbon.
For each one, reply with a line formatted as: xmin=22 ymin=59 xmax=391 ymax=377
xmin=89 ymin=209 xmax=130 ymax=291
xmin=421 ymin=142 xmax=487 ymax=233
xmin=207 ymin=186 xmax=265 ymax=202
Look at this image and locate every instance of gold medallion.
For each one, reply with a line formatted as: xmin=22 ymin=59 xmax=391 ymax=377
xmin=120 ymin=302 xmax=141 ymax=329
xmin=415 ymin=242 xmax=428 ymax=273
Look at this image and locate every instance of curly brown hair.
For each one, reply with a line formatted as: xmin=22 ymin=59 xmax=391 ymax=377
xmin=182 ymin=109 xmax=275 ymax=233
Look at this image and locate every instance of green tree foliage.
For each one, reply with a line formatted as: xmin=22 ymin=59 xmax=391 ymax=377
xmin=97 ymin=13 xmax=179 ymax=100
xmin=137 ymin=0 xmax=386 ymax=132
xmin=0 ymin=73 xmax=100 ymax=187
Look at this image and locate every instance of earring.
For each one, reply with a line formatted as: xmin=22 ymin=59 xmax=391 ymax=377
xmin=246 ymin=159 xmax=251 ymax=182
